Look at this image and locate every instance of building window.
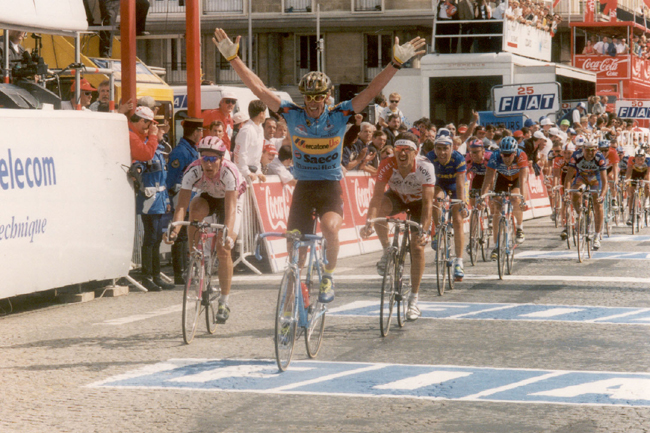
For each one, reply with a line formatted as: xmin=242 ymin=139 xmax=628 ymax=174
xmin=217 ymin=35 xmax=255 ymax=83
xmin=365 ymin=33 xmax=391 ymax=82
xmin=166 ymin=38 xmax=187 ymax=84
xmin=284 ymin=0 xmax=313 ymax=13
xmin=151 ymin=0 xmax=186 ymax=14
xmin=354 ymin=0 xmax=383 ymax=12
xmin=297 ymin=35 xmax=319 ymax=82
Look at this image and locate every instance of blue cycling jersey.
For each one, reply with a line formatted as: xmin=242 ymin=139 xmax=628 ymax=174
xmin=487 ymin=149 xmax=529 ymax=180
xmin=568 ymin=149 xmax=607 ymax=180
xmin=426 ymin=149 xmax=466 ymax=184
xmin=279 ymin=99 xmax=355 ymax=181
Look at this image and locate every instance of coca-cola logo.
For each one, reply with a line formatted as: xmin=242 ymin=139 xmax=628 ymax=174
xmin=264 ymin=184 xmax=293 ymax=230
xmin=586 ymin=0 xmax=594 ymax=13
xmin=353 ymin=177 xmax=374 ymax=218
xmin=528 ymin=173 xmax=545 ymax=195
xmin=580 ymin=57 xmax=627 ymax=77
xmin=633 ymin=58 xmax=642 ymax=78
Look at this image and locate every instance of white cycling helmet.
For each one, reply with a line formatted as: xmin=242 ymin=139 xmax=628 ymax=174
xmin=564 ymin=143 xmax=576 ymax=152
xmin=198 ymin=136 xmax=227 ymax=154
xmin=574 ymin=134 xmax=587 ymax=147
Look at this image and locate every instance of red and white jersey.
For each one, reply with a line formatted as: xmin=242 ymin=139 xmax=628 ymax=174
xmin=377 ymin=155 xmax=436 ymax=203
xmin=181 ymin=158 xmax=247 ymax=198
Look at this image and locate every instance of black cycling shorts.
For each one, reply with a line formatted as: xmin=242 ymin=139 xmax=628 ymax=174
xmin=470 ymin=174 xmax=486 ymax=191
xmin=384 ymin=189 xmax=422 ymax=222
xmin=199 ymin=192 xmax=225 ymax=222
xmin=287 ymin=180 xmax=344 ymax=235
xmin=631 ymin=169 xmax=648 ymax=180
xmin=494 ymin=173 xmax=521 ymax=193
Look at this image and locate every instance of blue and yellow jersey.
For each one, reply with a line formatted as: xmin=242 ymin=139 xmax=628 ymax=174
xmin=426 ymin=149 xmax=466 ymax=184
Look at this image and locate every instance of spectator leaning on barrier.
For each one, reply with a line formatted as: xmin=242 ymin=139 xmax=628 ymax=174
xmin=378 ymin=92 xmax=405 ymax=128
xmin=202 ymin=90 xmax=237 ymax=149
xmin=233 ymin=99 xmax=267 ymax=183
xmin=260 ymin=143 xmax=277 ymax=175
xmin=128 ymin=106 xmax=159 ymax=162
xmin=343 ymin=121 xmax=376 ymax=172
xmin=165 ymin=117 xmax=203 ymax=284
xmin=266 ymin=144 xmax=297 ymax=186
xmin=132 ymin=118 xmax=174 ymax=292
xmin=263 ymin=116 xmax=286 ymax=152
xmin=229 ymin=111 xmax=249 ymax=152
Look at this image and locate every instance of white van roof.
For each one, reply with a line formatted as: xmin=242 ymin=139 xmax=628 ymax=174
xmin=172 ymin=85 xmax=292 ymax=113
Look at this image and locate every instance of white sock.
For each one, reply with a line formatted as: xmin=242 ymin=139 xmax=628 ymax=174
xmin=219 ymin=294 xmax=229 ymax=304
xmin=409 ymin=292 xmax=418 ymax=303
xmin=457 ymin=257 xmax=464 ymax=267
xmin=517 ymin=224 xmax=523 ymax=230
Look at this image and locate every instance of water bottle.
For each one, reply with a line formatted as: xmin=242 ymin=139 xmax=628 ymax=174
xmin=301 ymin=282 xmax=310 ymax=308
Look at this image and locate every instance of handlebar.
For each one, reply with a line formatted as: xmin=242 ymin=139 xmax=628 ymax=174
xmin=368 ymin=217 xmax=422 ymax=234
xmin=254 ymin=231 xmax=326 ymax=262
xmin=167 ymin=220 xmax=228 ymax=246
xmin=624 ymin=179 xmax=650 ymax=185
xmin=480 ymin=192 xmax=525 ymax=200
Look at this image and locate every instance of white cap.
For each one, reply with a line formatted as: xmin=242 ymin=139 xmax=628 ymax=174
xmin=533 ymin=131 xmax=546 ymax=140
xmin=134 ymin=106 xmax=155 ymax=122
xmin=548 ymin=127 xmax=560 ymax=136
xmin=232 ymin=111 xmax=249 ymax=124
xmin=564 ymin=143 xmax=576 ymax=152
xmin=221 ymin=91 xmax=238 ymax=100
xmin=540 ymin=117 xmax=554 ymax=126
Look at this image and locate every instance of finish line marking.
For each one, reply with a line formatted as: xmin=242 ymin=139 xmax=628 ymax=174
xmin=89 ymin=358 xmax=650 ymax=407
xmin=328 ymin=301 xmax=650 ymax=326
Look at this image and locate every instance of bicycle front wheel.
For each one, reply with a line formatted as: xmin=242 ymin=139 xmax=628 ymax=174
xmin=182 ymin=256 xmax=204 ymax=344
xmin=275 ymin=270 xmax=298 ymax=371
xmin=565 ymin=203 xmax=573 ymax=250
xmin=631 ymin=192 xmax=638 ymax=235
xmin=380 ymin=252 xmax=396 ymax=337
xmin=481 ymin=208 xmax=491 ymax=261
xmin=447 ymin=230 xmax=455 ymax=292
xmin=468 ymin=211 xmax=479 ymax=266
xmin=576 ymin=209 xmax=587 ymax=263
xmin=554 ymin=190 xmax=561 ymax=228
xmin=587 ymin=203 xmax=595 ymax=259
xmin=497 ymin=220 xmax=507 ymax=279
xmin=205 ymin=282 xmax=220 ymax=335
xmin=506 ymin=221 xmax=515 ymax=275
xmin=396 ymin=237 xmax=411 ymax=328
xmin=305 ymin=297 xmax=326 ymax=358
xmin=435 ymin=228 xmax=448 ymax=296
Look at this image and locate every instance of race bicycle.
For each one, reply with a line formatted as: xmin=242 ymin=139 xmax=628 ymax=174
xmin=567 ymin=184 xmax=596 ymax=263
xmin=481 ymin=191 xmax=524 ymax=279
xmin=432 ymin=196 xmax=464 ymax=295
xmin=367 ymin=217 xmax=421 ymax=337
xmin=255 ymin=231 xmax=327 ymax=372
xmin=468 ymin=190 xmax=491 ymax=265
xmin=168 ymin=220 xmax=227 ymax=344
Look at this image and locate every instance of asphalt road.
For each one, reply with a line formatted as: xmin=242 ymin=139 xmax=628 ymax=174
xmin=1 ymin=217 xmax=650 ymax=433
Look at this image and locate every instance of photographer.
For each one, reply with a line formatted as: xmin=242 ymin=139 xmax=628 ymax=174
xmin=0 ymin=31 xmax=26 ymax=65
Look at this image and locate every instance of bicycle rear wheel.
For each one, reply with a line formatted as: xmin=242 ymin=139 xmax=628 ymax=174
xmin=275 ymin=270 xmax=298 ymax=371
xmin=497 ymin=220 xmax=507 ymax=279
xmin=435 ymin=228 xmax=447 ymax=296
xmin=380 ymin=252 xmax=396 ymax=337
xmin=396 ymin=234 xmax=411 ymax=328
xmin=587 ymin=203 xmax=595 ymax=259
xmin=553 ymin=190 xmax=561 ymax=228
xmin=631 ymin=192 xmax=638 ymax=235
xmin=564 ymin=203 xmax=573 ymax=250
xmin=468 ymin=211 xmax=479 ymax=266
xmin=182 ymin=255 xmax=204 ymax=344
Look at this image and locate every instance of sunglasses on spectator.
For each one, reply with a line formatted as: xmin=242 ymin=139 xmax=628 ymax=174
xmin=304 ymin=94 xmax=327 ymax=103
xmin=390 ymin=100 xmax=400 ymax=103
xmin=222 ymin=99 xmax=237 ymax=104
xmin=83 ymin=91 xmax=93 ymax=96
xmin=201 ymin=155 xmax=221 ymax=163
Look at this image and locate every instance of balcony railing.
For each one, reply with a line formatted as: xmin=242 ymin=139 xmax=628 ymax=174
xmin=151 ymin=0 xmax=244 ymax=15
xmin=354 ymin=0 xmax=382 ymax=12
xmin=165 ymin=65 xmax=187 ymax=84
xmin=284 ymin=0 xmax=312 ymax=13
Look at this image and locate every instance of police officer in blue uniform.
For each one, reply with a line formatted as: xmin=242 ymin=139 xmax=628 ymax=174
xmin=166 ymin=118 xmax=204 ymax=284
xmin=134 ymin=136 xmax=175 ymax=291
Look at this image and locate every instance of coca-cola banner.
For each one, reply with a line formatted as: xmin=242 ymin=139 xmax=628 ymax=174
xmin=575 ymin=55 xmax=629 ymax=79
xmin=584 ymin=0 xmax=595 ymax=22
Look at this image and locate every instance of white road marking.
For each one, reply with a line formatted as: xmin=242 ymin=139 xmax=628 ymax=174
xmin=270 ymin=364 xmax=386 ymax=392
xmin=531 ymin=378 xmax=650 ymax=400
xmin=585 ymin=308 xmax=650 ymax=323
xmin=94 ymin=304 xmax=182 ymax=325
xmin=169 ymin=365 xmax=312 ymax=383
xmin=518 ymin=308 xmax=583 ymax=318
xmin=461 ymin=372 xmax=567 ymax=400
xmin=327 ymin=300 xmax=379 ymax=314
xmin=446 ymin=304 xmax=519 ymax=319
xmin=374 ymin=371 xmax=472 ymax=390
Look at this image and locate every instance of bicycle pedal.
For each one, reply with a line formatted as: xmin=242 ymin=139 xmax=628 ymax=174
xmin=395 ymin=294 xmax=403 ymax=302
xmin=454 ymin=276 xmax=463 ymax=282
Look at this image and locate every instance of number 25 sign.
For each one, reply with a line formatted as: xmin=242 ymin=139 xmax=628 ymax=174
xmin=492 ymin=82 xmax=561 ymax=118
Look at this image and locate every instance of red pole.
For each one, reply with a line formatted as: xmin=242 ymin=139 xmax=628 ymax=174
xmin=120 ymin=0 xmax=137 ymax=115
xmin=186 ymin=0 xmax=202 ymax=118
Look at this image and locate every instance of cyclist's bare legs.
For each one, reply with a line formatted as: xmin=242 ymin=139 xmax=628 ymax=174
xmin=188 ymin=196 xmax=210 ymax=250
xmin=373 ymin=197 xmax=394 ymax=250
xmin=592 ymin=192 xmax=604 ymax=233
xmin=451 ymin=204 xmax=464 ymax=259
xmin=409 ymin=231 xmax=425 ymax=294
xmin=490 ymin=199 xmax=503 ymax=244
xmin=511 ymin=187 xmax=524 ymax=227
xmin=432 ymin=187 xmax=446 ymax=236
xmin=320 ymin=211 xmax=343 ymax=270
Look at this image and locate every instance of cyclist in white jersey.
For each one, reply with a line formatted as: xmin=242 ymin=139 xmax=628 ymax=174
xmin=361 ymin=133 xmax=435 ymax=321
xmin=165 ymin=136 xmax=247 ymax=323
xmin=212 ymin=27 xmax=425 ymax=303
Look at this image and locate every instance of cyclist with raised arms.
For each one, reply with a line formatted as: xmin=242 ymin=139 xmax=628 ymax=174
xmin=165 ymin=136 xmax=247 ymax=324
xmin=212 ymin=27 xmax=425 ymax=303
xmin=564 ymin=139 xmax=608 ymax=250
xmin=427 ymin=129 xmax=468 ymax=281
xmin=480 ymin=136 xmax=529 ymax=260
xmin=624 ymin=148 xmax=650 ymax=226
xmin=361 ymin=132 xmax=435 ymax=321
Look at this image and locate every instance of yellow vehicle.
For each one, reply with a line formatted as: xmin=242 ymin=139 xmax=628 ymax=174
xmin=21 ymin=33 xmax=173 ymax=118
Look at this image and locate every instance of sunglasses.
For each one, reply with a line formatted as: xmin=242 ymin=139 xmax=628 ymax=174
xmin=501 ymin=152 xmax=515 ymax=157
xmin=201 ymin=155 xmax=221 ymax=163
xmin=222 ymin=99 xmax=236 ymax=104
xmin=304 ymin=94 xmax=327 ymax=103
xmin=83 ymin=91 xmax=93 ymax=96
xmin=390 ymin=100 xmax=400 ymax=103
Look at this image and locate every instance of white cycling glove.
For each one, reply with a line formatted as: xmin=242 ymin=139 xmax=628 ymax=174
xmin=216 ymin=37 xmax=239 ymax=61
xmin=393 ymin=38 xmax=418 ymax=66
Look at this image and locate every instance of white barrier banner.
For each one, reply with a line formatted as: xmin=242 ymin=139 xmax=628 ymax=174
xmin=615 ymin=101 xmax=650 ymax=119
xmin=0 ymin=110 xmax=134 ymax=298
xmin=504 ymin=19 xmax=552 ymax=62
